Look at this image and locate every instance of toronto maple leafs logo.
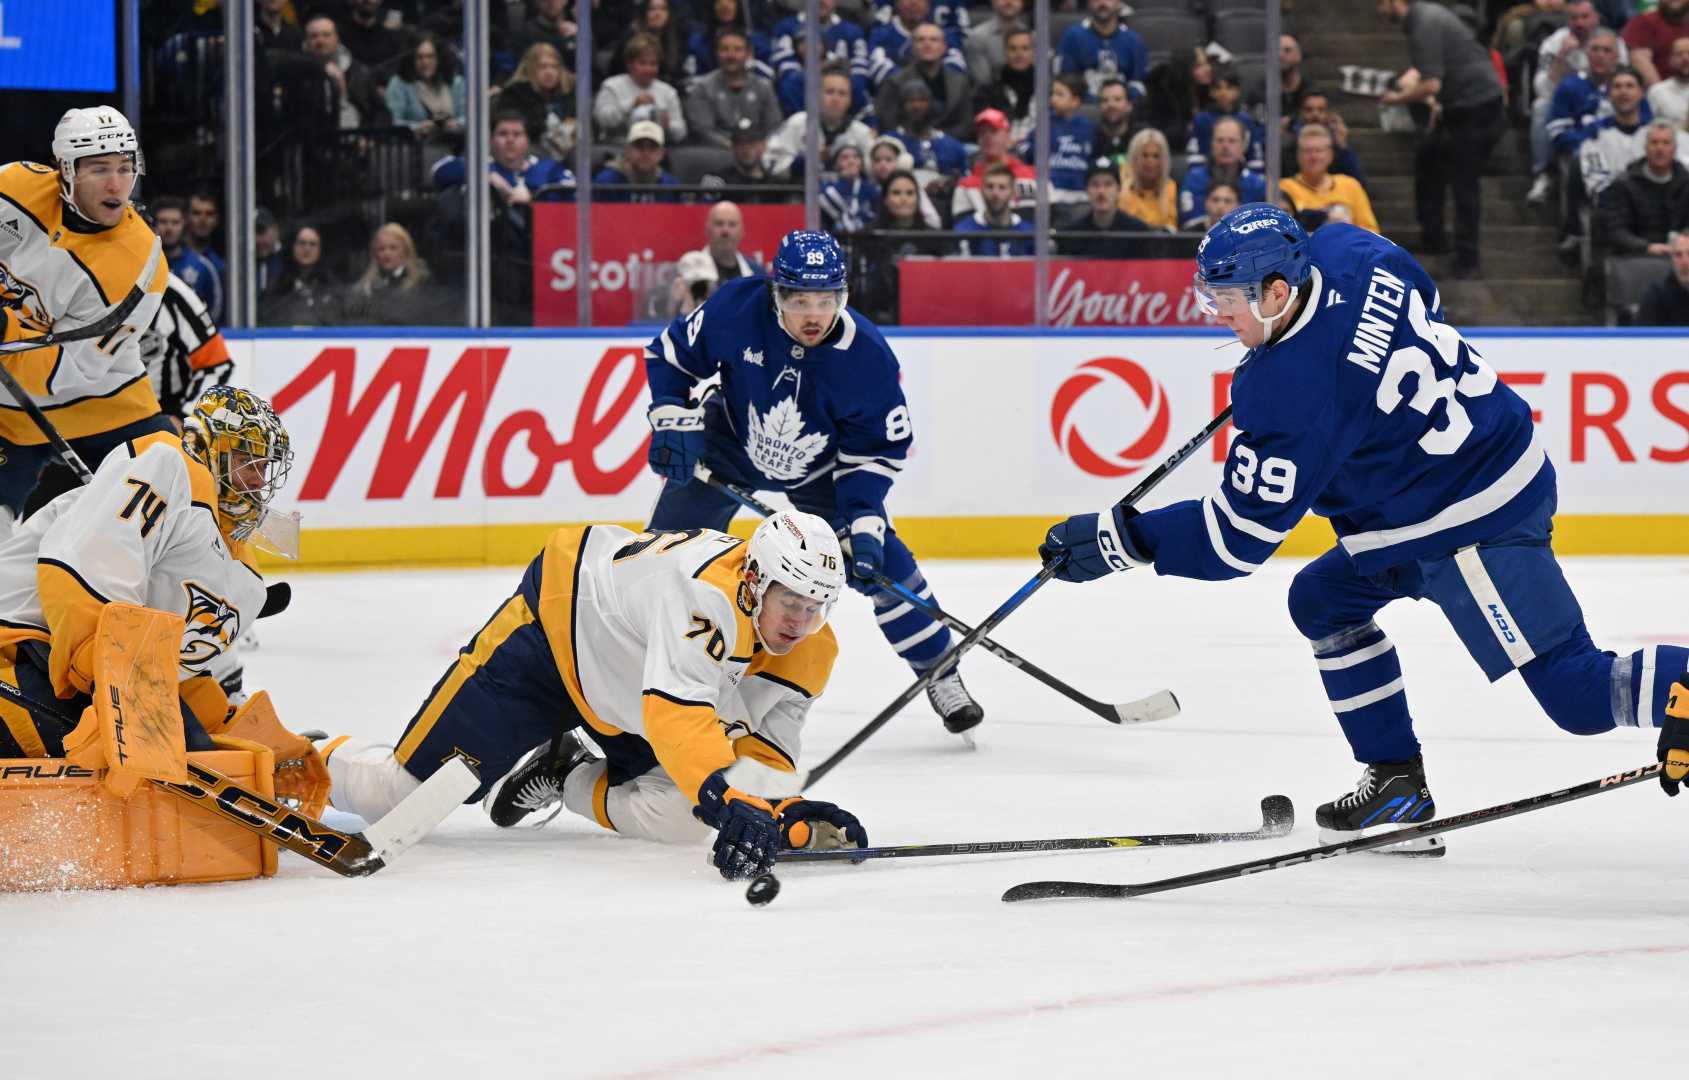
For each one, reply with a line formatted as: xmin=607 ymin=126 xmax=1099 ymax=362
xmin=746 ymin=398 xmax=828 ymax=481
xmin=179 ymin=581 xmax=241 ymax=671
xmin=742 ymin=346 xmax=764 ymax=366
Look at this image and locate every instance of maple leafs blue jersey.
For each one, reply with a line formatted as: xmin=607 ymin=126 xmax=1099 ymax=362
xmin=1127 ymin=224 xmax=1553 ymax=580
xmin=644 ymin=276 xmax=913 ymax=525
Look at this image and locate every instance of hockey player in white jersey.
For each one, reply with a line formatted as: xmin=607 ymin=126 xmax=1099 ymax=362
xmin=325 ymin=511 xmax=870 ymax=880
xmin=0 ymin=107 xmax=171 ymax=534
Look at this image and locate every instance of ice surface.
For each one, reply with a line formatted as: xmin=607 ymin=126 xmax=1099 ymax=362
xmin=5 ymin=557 xmax=1685 ymax=1078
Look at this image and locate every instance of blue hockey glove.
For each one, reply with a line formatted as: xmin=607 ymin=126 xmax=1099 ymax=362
xmin=693 ymin=768 xmax=781 ymax=879
xmin=1658 ymin=676 xmax=1689 ymax=796
xmin=843 ymin=515 xmax=886 ymax=594
xmin=773 ymin=797 xmax=868 ymax=850
xmin=1038 ymin=505 xmax=1149 ymax=583
xmin=646 ymin=398 xmax=705 ymax=484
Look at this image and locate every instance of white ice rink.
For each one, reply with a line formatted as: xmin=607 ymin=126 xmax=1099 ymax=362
xmin=6 ymin=555 xmax=1686 ymax=1078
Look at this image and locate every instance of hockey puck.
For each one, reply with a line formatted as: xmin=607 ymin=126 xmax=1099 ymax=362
xmin=745 ymin=872 xmax=781 ymax=907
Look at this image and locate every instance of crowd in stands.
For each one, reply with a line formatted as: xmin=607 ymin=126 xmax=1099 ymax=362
xmin=143 ymin=0 xmax=1689 ymax=326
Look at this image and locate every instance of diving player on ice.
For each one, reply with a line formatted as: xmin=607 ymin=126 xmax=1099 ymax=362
xmin=323 ymin=511 xmax=869 ymax=881
xmin=641 ymin=228 xmax=986 ymax=737
xmin=1038 ymin=204 xmax=1689 ymax=853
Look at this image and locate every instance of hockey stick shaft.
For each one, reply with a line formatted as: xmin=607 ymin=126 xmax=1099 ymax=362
xmin=780 ymin=794 xmax=1293 ymax=863
xmin=695 ymin=466 xmax=1177 ymax=726
xmin=1002 ymin=762 xmax=1662 ymax=902
xmin=808 ymin=405 xmax=1236 ymax=786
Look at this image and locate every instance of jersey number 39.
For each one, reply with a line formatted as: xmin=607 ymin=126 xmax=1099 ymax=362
xmin=1375 ymin=291 xmax=1497 ymax=455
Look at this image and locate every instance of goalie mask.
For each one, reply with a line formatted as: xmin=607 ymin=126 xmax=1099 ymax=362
xmin=182 ymin=386 xmax=294 ymax=545
xmin=743 ymin=511 xmax=845 ymax=652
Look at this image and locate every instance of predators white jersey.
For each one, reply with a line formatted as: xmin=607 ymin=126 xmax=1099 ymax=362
xmin=531 ymin=524 xmax=837 ymax=803
xmin=0 ymin=162 xmax=167 ymax=443
xmin=0 ymin=436 xmax=264 ymax=699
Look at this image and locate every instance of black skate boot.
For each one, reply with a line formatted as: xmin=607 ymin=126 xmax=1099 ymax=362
xmin=927 ymin=668 xmax=984 ymax=735
xmin=1315 ymin=754 xmax=1444 ymax=857
xmin=484 ymin=731 xmax=599 ymax=828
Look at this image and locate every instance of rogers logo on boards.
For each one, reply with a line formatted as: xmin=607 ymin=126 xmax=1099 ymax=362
xmin=1050 ymin=356 xmax=1171 ymax=478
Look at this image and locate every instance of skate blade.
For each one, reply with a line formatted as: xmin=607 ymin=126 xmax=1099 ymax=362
xmin=1319 ymin=825 xmax=1446 ymax=857
xmin=956 ymin=731 xmax=978 ymax=751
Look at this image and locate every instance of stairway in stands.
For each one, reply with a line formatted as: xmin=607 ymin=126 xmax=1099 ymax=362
xmin=1291 ymin=2 xmax=1591 ymax=325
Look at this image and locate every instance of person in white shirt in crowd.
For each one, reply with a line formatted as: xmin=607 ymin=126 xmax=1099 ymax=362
xmin=1646 ymin=36 xmax=1689 ymax=126
xmin=593 ymin=32 xmax=688 ymax=145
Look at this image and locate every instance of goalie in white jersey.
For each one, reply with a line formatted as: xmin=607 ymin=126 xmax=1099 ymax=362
xmin=326 ymin=511 xmax=870 ymax=880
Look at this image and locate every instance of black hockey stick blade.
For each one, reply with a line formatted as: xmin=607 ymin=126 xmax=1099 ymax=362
xmin=0 ymin=284 xmax=148 ymax=356
xmin=1001 ymin=764 xmax=1660 ymax=903
xmin=783 ymin=795 xmax=1293 ymax=865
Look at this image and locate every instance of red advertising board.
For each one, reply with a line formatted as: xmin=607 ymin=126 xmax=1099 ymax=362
xmin=899 ymin=258 xmax=1217 ymax=327
xmin=531 ymin=203 xmax=802 ymax=326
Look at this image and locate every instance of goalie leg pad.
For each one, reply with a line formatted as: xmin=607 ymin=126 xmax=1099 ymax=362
xmin=63 ymin=603 xmax=191 ymax=796
xmin=0 ymin=748 xmax=278 ymax=891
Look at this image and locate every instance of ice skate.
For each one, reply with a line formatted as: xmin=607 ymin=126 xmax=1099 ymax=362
xmin=1315 ymin=755 xmax=1445 ymax=857
xmin=927 ymin=668 xmax=984 ymax=736
xmin=484 ymin=731 xmax=599 ymax=828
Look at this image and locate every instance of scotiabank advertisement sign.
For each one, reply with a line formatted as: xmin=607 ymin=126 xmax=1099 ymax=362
xmin=234 ymin=333 xmax=1689 ymax=561
xmin=530 ymin=204 xmax=801 ymax=326
xmin=899 ymin=259 xmax=1217 ymax=327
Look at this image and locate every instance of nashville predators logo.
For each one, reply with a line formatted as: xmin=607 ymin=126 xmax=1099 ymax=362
xmin=0 ymin=261 xmax=48 ymax=332
xmin=180 ymin=581 xmax=242 ymax=671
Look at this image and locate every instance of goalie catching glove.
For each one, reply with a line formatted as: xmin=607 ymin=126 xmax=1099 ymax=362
xmin=1659 ymin=675 xmax=1689 ymax=797
xmin=1039 ymin=505 xmax=1150 ymax=583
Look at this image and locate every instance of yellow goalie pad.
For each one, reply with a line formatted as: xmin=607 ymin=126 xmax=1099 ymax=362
xmin=0 ymin=747 xmax=279 ymax=891
xmin=62 ymin=603 xmax=189 ymax=797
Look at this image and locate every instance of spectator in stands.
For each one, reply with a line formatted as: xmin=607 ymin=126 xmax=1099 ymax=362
xmin=1380 ymin=0 xmax=1507 ymax=277
xmin=257 ymin=0 xmax=302 ymax=53
xmin=889 ymin=82 xmax=970 ymax=178
xmin=699 ymin=201 xmax=766 ymax=280
xmin=594 ymin=120 xmax=682 ymax=201
xmin=1188 ymin=68 xmax=1268 ymax=170
xmin=972 ymin=28 xmax=1036 ymax=142
xmin=501 ymin=43 xmax=576 ymax=162
xmin=435 ymin=109 xmax=575 ymax=202
xmin=856 ymin=169 xmax=940 ymax=323
xmin=349 ymin=223 xmax=434 ymax=326
xmin=871 ymin=133 xmax=943 ymax=225
xmin=1279 ymin=35 xmax=1313 ymax=122
xmin=703 ymin=121 xmax=786 ymax=199
xmin=964 ymin=0 xmax=1027 ymax=88
xmin=338 ymin=0 xmax=409 ymax=67
xmin=772 ymin=0 xmax=871 ymax=116
xmin=187 ymin=191 xmax=227 ymax=281
xmin=513 ymin=0 xmax=579 ymax=61
xmin=1280 ymin=123 xmax=1381 ymax=233
xmin=1119 ymin=127 xmax=1178 ymax=233
xmin=261 ymin=225 xmax=340 ymax=327
xmin=303 ymin=14 xmax=392 ymax=129
xmin=1548 ymin=27 xmax=1623 ymax=154
xmin=1178 ymin=117 xmax=1266 ymax=228
xmin=1091 ymin=77 xmax=1143 ymax=168
xmin=612 ymin=0 xmax=690 ymax=85
xmin=956 ymin=164 xmax=1033 ymax=256
xmin=1637 ymin=230 xmax=1689 ymax=324
xmin=1623 ymin=0 xmax=1689 ymax=88
xmin=153 ymin=197 xmax=223 ymax=324
xmin=868 ymin=0 xmax=966 ymax=95
xmin=1572 ymin=67 xmax=1657 ymax=202
xmin=1059 ymin=159 xmax=1149 ymax=256
xmin=594 ymin=33 xmax=688 ymax=145
xmin=1186 ymin=178 xmax=1241 ymax=233
xmin=766 ymin=64 xmax=875 ymax=178
xmin=1017 ymin=73 xmax=1095 ymax=206
xmin=952 ymin=107 xmax=1037 ymax=219
xmin=1141 ymin=46 xmax=1213 ymax=154
xmin=1648 ymin=36 xmax=1689 ymax=125
xmin=1285 ymin=90 xmax=1367 ymax=188
xmin=876 ymin=23 xmax=974 ymax=141
xmin=254 ymin=207 xmax=283 ymax=298
xmin=870 ymin=0 xmax=971 ymax=42
xmin=1057 ymin=0 xmax=1147 ymax=102
xmin=669 ymin=250 xmax=718 ymax=319
xmin=686 ymin=28 xmax=784 ymax=149
xmin=1529 ymin=0 xmax=1623 ymax=205
xmin=388 ymin=32 xmax=468 ymax=170
xmin=686 ymin=0 xmax=773 ymax=82
xmin=1598 ymin=119 xmax=1689 ymax=254
xmin=821 ymin=144 xmax=880 ymax=235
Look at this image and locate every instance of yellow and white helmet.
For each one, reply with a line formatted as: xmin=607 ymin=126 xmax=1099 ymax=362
xmin=51 ymin=107 xmax=143 ymax=218
xmin=182 ymin=386 xmax=293 ymax=542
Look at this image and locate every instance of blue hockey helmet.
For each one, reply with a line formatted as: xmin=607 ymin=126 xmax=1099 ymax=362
xmin=772 ymin=229 xmax=848 ymax=291
xmin=1193 ymin=203 xmax=1310 ymax=320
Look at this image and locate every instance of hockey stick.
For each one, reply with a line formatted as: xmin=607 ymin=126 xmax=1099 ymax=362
xmin=1001 ymin=762 xmax=1662 ymax=903
xmin=695 ymin=465 xmax=1181 ymax=727
xmin=779 ymin=794 xmax=1292 ymax=864
xmin=807 ymin=405 xmax=1236 ymax=787
xmin=0 ymin=676 xmax=477 ymax=877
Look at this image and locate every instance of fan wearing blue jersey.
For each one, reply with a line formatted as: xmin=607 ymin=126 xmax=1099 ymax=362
xmin=1039 ymin=204 xmax=1689 ymax=851
xmin=643 ymin=230 xmax=986 ymax=735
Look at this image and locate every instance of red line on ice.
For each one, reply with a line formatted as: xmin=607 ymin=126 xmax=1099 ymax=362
xmin=608 ymin=941 xmax=1689 ymax=1077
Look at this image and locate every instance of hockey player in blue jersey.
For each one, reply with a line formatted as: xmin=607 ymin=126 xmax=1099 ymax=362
xmin=643 ymin=229 xmax=986 ymax=735
xmin=1039 ymin=204 xmax=1689 ymax=852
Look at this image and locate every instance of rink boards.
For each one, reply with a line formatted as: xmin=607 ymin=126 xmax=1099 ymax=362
xmin=225 ymin=328 xmax=1689 ymax=568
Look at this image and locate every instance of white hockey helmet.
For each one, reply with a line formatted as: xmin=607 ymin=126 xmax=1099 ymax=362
xmin=52 ymin=107 xmax=144 ymax=216
xmin=744 ymin=510 xmax=845 ymax=646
